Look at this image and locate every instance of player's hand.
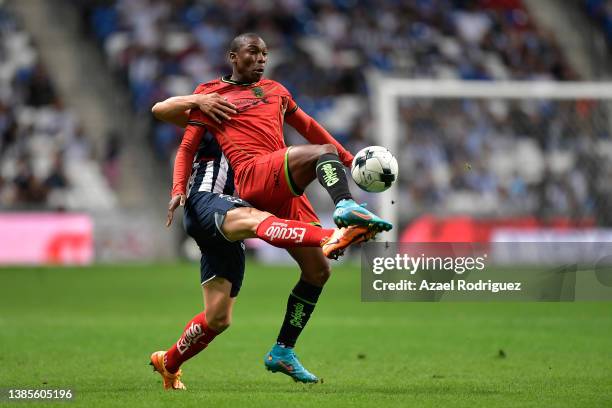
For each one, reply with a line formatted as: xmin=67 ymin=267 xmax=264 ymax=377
xmin=166 ymin=194 xmax=186 ymax=227
xmin=195 ymin=93 xmax=237 ymax=124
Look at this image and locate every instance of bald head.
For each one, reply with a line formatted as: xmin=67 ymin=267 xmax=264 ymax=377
xmin=229 ymin=33 xmax=263 ymax=53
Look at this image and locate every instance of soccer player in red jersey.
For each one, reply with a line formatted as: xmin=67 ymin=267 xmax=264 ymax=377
xmin=153 ymin=33 xmax=392 ymax=383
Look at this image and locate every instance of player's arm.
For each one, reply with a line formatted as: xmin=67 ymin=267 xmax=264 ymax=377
xmin=152 ymin=93 xmax=238 ymax=128
xmin=285 ymin=102 xmax=354 ymax=167
xmin=166 ymin=122 xmax=205 ymax=227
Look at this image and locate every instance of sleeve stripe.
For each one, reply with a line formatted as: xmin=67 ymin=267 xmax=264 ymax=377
xmin=187 ymin=120 xmax=207 ymax=127
xmin=285 ymin=105 xmax=299 ymax=116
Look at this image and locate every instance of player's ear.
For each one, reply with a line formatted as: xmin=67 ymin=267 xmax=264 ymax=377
xmin=228 ymin=51 xmax=237 ymax=64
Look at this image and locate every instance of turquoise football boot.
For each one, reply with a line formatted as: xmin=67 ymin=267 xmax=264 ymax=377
xmin=264 ymin=344 xmax=319 ymax=383
xmin=333 ymin=199 xmax=393 ymax=232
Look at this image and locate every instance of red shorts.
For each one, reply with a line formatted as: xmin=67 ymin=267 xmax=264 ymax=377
xmin=236 ymin=147 xmax=320 ymax=225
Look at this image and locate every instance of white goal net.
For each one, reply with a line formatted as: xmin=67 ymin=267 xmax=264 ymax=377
xmin=369 ymin=78 xmax=612 ymax=241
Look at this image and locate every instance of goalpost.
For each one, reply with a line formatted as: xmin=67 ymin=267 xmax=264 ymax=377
xmin=369 ymin=77 xmax=612 ymax=241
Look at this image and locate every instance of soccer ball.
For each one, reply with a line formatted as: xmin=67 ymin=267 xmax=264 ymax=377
xmin=351 ymin=146 xmax=398 ymax=192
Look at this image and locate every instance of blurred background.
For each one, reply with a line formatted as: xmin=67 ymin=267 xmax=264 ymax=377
xmin=1 ymin=0 xmax=611 ymax=265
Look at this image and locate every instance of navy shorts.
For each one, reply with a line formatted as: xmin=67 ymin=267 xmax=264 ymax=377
xmin=183 ymin=191 xmax=252 ymax=297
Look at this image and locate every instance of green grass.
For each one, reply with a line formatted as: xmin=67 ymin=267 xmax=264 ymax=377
xmin=0 ymin=262 xmax=611 ymax=407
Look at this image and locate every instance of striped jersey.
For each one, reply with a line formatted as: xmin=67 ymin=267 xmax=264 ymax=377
xmin=186 ymin=132 xmax=235 ymax=197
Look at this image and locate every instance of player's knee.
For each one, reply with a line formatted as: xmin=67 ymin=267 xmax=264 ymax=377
xmin=216 ymin=318 xmax=231 ymax=333
xmin=304 ymin=264 xmax=331 ymax=286
xmin=250 ymin=208 xmax=273 ymax=223
xmin=320 ymin=144 xmax=338 ymax=156
xmin=247 ymin=208 xmax=273 ymax=233
xmin=320 ymin=265 xmax=332 ymax=284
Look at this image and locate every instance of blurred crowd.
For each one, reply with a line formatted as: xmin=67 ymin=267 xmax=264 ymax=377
xmin=77 ymin=0 xmax=576 ymax=99
xmin=0 ymin=8 xmax=74 ymax=209
xmin=0 ymin=7 xmax=119 ymax=210
xmin=397 ymin=98 xmax=612 ymax=223
xmin=585 ymin=0 xmax=612 ymax=47
xmin=74 ymin=0 xmax=611 ymax=223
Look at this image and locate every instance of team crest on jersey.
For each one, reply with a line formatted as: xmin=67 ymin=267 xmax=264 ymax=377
xmin=252 ymin=86 xmax=264 ymax=98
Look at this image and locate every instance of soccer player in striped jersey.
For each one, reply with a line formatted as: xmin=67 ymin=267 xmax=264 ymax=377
xmin=152 ymin=33 xmax=392 ymax=385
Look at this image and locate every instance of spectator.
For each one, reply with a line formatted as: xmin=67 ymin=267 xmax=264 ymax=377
xmin=0 ymin=7 xmax=113 ymax=211
xmin=44 ymin=151 xmax=70 ymax=191
xmin=12 ymin=155 xmax=46 ymax=204
xmin=103 ymin=130 xmax=122 ymax=190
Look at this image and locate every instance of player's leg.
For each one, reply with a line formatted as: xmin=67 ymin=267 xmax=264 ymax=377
xmin=221 ymin=206 xmax=331 ymax=243
xmin=164 ymin=278 xmax=233 ymax=371
xmin=283 ymin=247 xmax=331 ymax=345
xmin=198 ymin=192 xmax=328 ymax=245
xmin=263 ymin=197 xmax=328 ymax=383
xmin=203 ymin=277 xmax=235 ymax=332
xmin=220 ymin=206 xmax=374 ymax=258
xmin=286 ymin=144 xmax=338 ymax=193
xmin=150 ymin=277 xmax=234 ymax=390
xmin=286 ymin=145 xmax=392 ymax=232
xmin=151 ymin=192 xmax=245 ymax=390
xmin=264 ymin=246 xmax=329 ymax=383
xmin=154 ymin=278 xmax=232 ymax=370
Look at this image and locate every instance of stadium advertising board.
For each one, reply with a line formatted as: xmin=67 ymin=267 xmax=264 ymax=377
xmin=0 ymin=213 xmax=93 ymax=265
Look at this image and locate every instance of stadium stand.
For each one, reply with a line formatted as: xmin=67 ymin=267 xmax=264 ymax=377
xmin=75 ymin=0 xmax=609 ymax=223
xmin=0 ymin=5 xmax=117 ymax=211
xmin=585 ymin=0 xmax=612 ymax=47
xmin=396 ymin=97 xmax=610 ymax=221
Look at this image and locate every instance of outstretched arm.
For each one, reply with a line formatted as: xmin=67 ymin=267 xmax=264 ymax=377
xmin=152 ymin=93 xmax=238 ymax=128
xmin=285 ymin=106 xmax=354 ymax=167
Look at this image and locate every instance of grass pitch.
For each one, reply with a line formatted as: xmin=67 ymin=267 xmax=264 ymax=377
xmin=1 ymin=262 xmax=611 ymax=407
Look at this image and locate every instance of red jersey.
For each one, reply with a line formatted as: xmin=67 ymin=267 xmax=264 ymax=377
xmin=172 ymin=76 xmax=353 ymax=197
